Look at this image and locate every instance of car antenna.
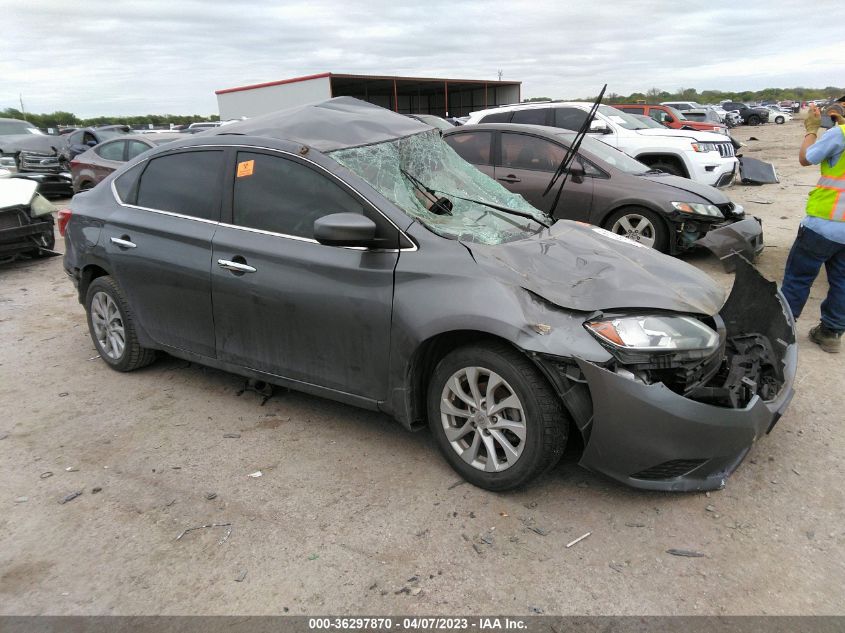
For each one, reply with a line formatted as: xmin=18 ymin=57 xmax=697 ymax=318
xmin=542 ymin=83 xmax=607 ymax=214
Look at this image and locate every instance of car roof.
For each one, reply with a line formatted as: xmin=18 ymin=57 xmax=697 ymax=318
xmin=206 ymin=96 xmax=431 ymax=152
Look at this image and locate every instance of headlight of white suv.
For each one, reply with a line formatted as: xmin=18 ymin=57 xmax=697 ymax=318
xmin=671 ymin=201 xmax=724 ymax=219
xmin=691 ymin=142 xmax=722 ymax=153
xmin=585 ymin=315 xmax=719 ymax=352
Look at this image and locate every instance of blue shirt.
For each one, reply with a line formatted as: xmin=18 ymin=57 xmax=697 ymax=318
xmin=802 ymin=125 xmax=845 ymax=244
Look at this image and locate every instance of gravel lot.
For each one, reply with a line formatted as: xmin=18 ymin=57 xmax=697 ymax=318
xmin=1 ymin=119 xmax=843 ymax=615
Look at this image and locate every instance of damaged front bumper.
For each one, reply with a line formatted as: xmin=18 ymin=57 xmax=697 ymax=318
xmin=549 ymin=258 xmax=796 ymax=491
xmin=695 ymin=216 xmax=765 ymax=270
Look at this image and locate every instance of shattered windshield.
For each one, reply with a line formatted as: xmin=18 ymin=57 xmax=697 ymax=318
xmin=330 ymin=130 xmax=549 ymax=245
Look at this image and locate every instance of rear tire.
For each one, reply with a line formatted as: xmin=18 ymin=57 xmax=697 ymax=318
xmin=603 ymin=206 xmax=669 ymax=252
xmin=427 ymin=342 xmax=568 ymax=491
xmin=747 ymin=115 xmax=760 ymax=126
xmin=85 ymin=276 xmax=156 ymax=372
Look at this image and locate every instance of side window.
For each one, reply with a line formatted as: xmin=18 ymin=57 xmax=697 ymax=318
xmin=444 ymin=132 xmax=492 ymax=165
xmin=232 ymin=152 xmax=366 ymax=240
xmin=500 ymin=133 xmax=565 ymax=172
xmin=651 ymin=110 xmax=669 ymax=123
xmin=580 ymin=158 xmax=605 ymax=178
xmin=553 ymin=108 xmax=589 ymax=131
xmin=478 ymin=111 xmax=512 ymax=123
xmin=136 ymin=150 xmax=223 ymax=221
xmin=68 ymin=131 xmax=83 ymax=146
xmin=113 ymin=162 xmax=145 ymax=203
xmin=95 ymin=140 xmax=126 ymax=161
xmin=623 ymin=106 xmax=645 ymax=115
xmin=511 ymin=108 xmax=549 ymax=125
xmin=126 ymin=140 xmax=152 ymax=160
xmin=83 ymin=132 xmax=98 ymax=146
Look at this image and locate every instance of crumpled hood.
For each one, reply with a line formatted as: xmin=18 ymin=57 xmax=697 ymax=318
xmin=0 ymin=178 xmax=37 ymax=210
xmin=639 ymin=173 xmax=730 ymax=204
xmin=0 ymin=134 xmax=65 ymax=155
xmin=468 ymin=220 xmax=725 ymax=315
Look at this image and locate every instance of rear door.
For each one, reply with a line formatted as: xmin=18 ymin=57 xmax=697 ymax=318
xmin=494 ymin=132 xmax=593 ymax=221
xmin=210 ymin=149 xmax=400 ymax=400
xmin=105 ymin=149 xmax=223 ymax=358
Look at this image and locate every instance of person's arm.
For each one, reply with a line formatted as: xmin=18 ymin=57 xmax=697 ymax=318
xmin=799 ymin=132 xmax=817 ymax=166
xmin=800 ymin=105 xmax=822 ymax=166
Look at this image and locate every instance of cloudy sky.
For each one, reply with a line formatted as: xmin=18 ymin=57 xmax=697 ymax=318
xmin=2 ymin=0 xmax=842 ymax=117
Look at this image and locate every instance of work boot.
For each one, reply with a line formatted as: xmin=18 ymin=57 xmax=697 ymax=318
xmin=809 ymin=323 xmax=842 ymax=353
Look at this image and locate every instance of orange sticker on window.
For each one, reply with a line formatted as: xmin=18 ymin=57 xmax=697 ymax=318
xmin=237 ymin=160 xmax=255 ymax=178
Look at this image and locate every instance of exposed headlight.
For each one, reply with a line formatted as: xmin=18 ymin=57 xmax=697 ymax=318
xmin=585 ymin=315 xmax=719 ymax=352
xmin=671 ymin=201 xmax=724 ymax=219
xmin=0 ymin=153 xmax=16 ymax=169
xmin=691 ymin=142 xmax=721 ymax=153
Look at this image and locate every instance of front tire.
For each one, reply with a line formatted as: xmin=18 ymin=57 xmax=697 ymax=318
xmin=604 ymin=206 xmax=669 ymax=252
xmin=747 ymin=115 xmax=760 ymax=126
xmin=427 ymin=342 xmax=568 ymax=491
xmin=85 ymin=276 xmax=156 ymax=372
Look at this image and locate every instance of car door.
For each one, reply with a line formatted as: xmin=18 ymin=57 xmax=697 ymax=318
xmin=210 ymin=149 xmax=400 ymax=400
xmin=91 ymin=139 xmax=126 ymax=183
xmin=494 ymin=132 xmax=593 ymax=221
xmin=105 ymin=149 xmax=223 ymax=358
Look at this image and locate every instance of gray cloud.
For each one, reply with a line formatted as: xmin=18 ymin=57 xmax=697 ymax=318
xmin=2 ymin=0 xmax=841 ymax=116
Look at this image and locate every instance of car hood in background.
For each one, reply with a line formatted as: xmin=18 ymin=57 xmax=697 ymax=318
xmin=0 ymin=134 xmax=66 ymax=155
xmin=468 ymin=220 xmax=725 ymax=315
xmin=638 ymin=173 xmax=730 ymax=205
xmin=632 ymin=128 xmax=728 ymax=143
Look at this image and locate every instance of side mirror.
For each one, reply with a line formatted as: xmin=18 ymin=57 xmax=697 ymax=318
xmin=569 ymin=161 xmax=585 ymax=184
xmin=589 ymin=120 xmax=610 ymax=134
xmin=314 ymin=213 xmax=377 ymax=247
xmin=86 ymin=140 xmax=97 ymax=147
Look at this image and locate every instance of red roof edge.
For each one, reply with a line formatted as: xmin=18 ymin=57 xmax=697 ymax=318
xmin=215 ymin=72 xmax=332 ymax=95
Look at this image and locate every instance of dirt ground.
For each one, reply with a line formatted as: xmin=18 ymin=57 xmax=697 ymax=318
xmin=1 ymin=119 xmax=843 ymax=616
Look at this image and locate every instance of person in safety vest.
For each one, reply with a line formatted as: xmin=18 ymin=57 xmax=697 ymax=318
xmin=781 ymin=99 xmax=845 ymax=353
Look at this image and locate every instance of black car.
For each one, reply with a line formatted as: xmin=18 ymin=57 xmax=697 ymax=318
xmin=721 ymin=103 xmax=770 ymax=126
xmin=443 ymin=123 xmax=760 ymax=257
xmin=61 ymin=97 xmax=796 ymax=492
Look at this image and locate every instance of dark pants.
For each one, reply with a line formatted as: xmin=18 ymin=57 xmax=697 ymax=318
xmin=781 ymin=225 xmax=845 ymax=333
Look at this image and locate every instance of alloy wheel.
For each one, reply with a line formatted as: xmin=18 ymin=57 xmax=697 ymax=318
xmin=90 ymin=291 xmax=126 ymax=360
xmin=610 ymin=213 xmax=657 ymax=248
xmin=440 ymin=366 xmax=527 ymax=472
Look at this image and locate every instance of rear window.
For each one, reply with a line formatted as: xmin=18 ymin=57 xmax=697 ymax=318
xmin=478 ymin=111 xmax=512 ymax=124
xmin=444 ymin=132 xmax=493 ymax=165
xmin=135 ymin=151 xmax=223 ymax=221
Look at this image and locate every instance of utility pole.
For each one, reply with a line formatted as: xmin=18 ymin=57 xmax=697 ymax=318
xmin=497 ymin=69 xmax=503 ymax=81
xmin=19 ymin=94 xmax=27 ymax=120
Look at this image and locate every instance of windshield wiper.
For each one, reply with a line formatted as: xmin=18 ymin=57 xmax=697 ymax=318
xmin=542 ymin=83 xmax=607 ymax=214
xmin=400 ymin=169 xmax=453 ymax=216
xmin=400 ymin=169 xmax=549 ymax=228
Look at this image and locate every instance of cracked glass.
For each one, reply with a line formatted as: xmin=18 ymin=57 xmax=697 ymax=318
xmin=330 ymin=130 xmax=550 ymax=245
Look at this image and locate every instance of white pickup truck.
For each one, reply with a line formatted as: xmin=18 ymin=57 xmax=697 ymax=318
xmin=465 ymin=102 xmax=739 ymax=187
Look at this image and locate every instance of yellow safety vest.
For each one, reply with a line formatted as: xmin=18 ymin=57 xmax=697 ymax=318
xmin=807 ymin=124 xmax=845 ymax=221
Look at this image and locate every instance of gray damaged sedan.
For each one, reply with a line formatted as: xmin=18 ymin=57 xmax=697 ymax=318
xmin=61 ymin=97 xmax=797 ymax=492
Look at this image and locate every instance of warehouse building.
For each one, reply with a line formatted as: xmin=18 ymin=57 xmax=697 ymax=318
xmin=215 ymin=72 xmax=521 ymax=120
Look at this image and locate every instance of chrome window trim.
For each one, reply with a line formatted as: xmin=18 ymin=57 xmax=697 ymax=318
xmin=110 ymin=143 xmax=418 ymax=252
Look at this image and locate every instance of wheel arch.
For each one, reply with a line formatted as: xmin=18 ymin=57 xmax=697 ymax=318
xmin=78 ymin=262 xmax=112 ymax=303
xmin=633 ymin=153 xmax=690 ymax=178
xmin=397 ymin=329 xmax=582 ymax=441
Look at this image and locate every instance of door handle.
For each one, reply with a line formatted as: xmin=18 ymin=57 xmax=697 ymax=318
xmin=498 ymin=175 xmax=521 ymax=183
xmin=110 ymin=236 xmax=137 ymax=249
xmin=217 ymin=258 xmax=257 ymax=274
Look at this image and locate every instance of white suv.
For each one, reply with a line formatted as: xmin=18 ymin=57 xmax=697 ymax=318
xmin=465 ymin=103 xmax=738 ymax=187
